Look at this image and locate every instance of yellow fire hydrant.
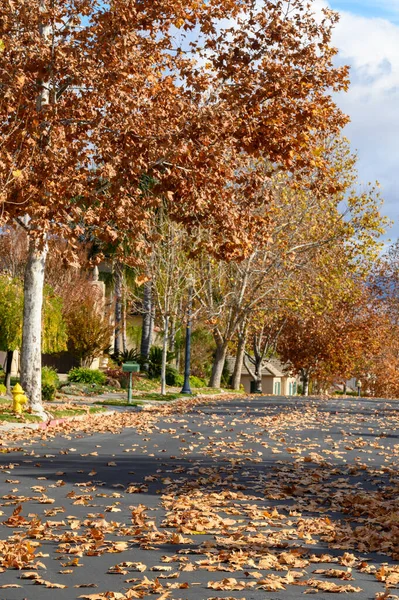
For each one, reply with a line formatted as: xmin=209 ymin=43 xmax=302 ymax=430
xmin=12 ymin=383 xmax=28 ymax=415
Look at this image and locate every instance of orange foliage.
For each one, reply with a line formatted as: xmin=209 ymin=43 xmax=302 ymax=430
xmin=0 ymin=0 xmax=349 ymax=261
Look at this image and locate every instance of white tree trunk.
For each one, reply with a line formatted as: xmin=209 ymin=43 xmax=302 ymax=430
xmin=140 ymin=280 xmax=153 ymax=370
xmin=122 ymin=288 xmax=128 ymax=354
xmin=113 ymin=261 xmax=123 ymax=355
xmin=20 ymin=240 xmax=48 ymax=417
xmin=160 ymin=315 xmax=169 ymax=396
xmin=20 ymin=0 xmax=51 ymax=419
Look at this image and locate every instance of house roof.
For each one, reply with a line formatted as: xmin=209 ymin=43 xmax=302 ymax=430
xmin=263 ymin=361 xmax=284 ymax=377
xmin=226 ymin=355 xmax=289 ymax=379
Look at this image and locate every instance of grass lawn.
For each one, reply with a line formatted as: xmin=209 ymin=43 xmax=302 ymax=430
xmin=94 ymin=387 xmax=230 ymax=406
xmin=132 ymin=377 xmax=162 ymax=392
xmin=0 ymin=396 xmax=107 ymax=423
xmin=50 ymin=406 xmax=107 ymax=418
xmin=94 ymin=399 xmax=144 ymax=407
xmin=94 ymin=391 xmax=183 ymax=406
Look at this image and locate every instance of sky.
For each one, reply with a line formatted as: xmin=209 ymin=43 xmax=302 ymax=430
xmin=320 ymin=0 xmax=399 ymax=241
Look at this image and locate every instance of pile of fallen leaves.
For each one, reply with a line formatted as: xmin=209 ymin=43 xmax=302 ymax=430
xmin=0 ymin=396 xmax=398 ymax=598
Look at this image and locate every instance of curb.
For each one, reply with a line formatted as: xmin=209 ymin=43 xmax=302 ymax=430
xmin=0 ymin=409 xmax=115 ymax=433
xmin=95 ymin=392 xmax=249 ymax=410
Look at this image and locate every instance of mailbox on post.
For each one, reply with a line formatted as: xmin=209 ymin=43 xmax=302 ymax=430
xmin=122 ymin=362 xmax=140 ymax=404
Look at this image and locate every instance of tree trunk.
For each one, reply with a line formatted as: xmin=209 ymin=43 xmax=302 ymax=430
xmin=20 ymin=240 xmax=48 ymax=417
xmin=122 ymin=293 xmax=127 ymax=354
xmin=114 ymin=262 xmax=123 ymax=355
xmin=175 ymin=342 xmax=181 ymax=372
xmin=169 ymin=318 xmax=175 ymax=350
xmin=209 ymin=342 xmax=227 ymax=389
xmin=5 ymin=350 xmax=14 ymax=395
xmin=254 ymin=356 xmax=263 ymax=393
xmin=161 ymin=315 xmax=169 ymax=396
xmin=232 ymin=331 xmax=247 ymax=390
xmin=140 ymin=280 xmax=153 ymax=370
xmin=301 ymin=370 xmax=309 ymax=396
xmin=243 ymin=330 xmax=264 ymax=394
xmin=175 ymin=299 xmax=183 ymax=371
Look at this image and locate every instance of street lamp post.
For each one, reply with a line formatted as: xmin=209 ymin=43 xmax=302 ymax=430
xmin=181 ymin=276 xmax=194 ymax=395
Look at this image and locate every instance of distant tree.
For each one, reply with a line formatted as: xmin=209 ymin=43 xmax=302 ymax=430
xmin=243 ymin=310 xmax=286 ymax=393
xmin=0 ymin=277 xmax=24 ymax=393
xmin=65 ymin=294 xmax=113 ymax=368
xmin=277 ymin=271 xmax=383 ymax=395
xmin=42 ymin=286 xmax=68 ymax=354
xmin=361 ymin=241 xmax=399 ymax=398
xmin=147 ymin=215 xmax=193 ymax=395
xmin=0 ymin=276 xmax=67 ymax=393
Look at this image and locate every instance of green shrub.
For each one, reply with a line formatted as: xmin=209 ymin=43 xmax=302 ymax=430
xmin=165 ymin=367 xmax=183 ymax=387
xmin=189 ymin=375 xmax=207 ymax=388
xmin=110 ymin=348 xmax=141 ymax=366
xmin=42 ymin=366 xmax=59 ymax=387
xmin=41 ymin=367 xmax=60 ymax=402
xmin=148 ymin=346 xmax=175 ymax=379
xmin=163 ymin=372 xmax=208 ymax=388
xmin=68 ymin=367 xmax=107 ymax=385
xmin=42 ymin=383 xmax=56 ymax=402
xmin=0 ymin=383 xmax=7 ymax=396
xmin=190 ymin=327 xmax=216 ymax=379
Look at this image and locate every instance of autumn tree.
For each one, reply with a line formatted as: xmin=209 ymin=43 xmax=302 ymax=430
xmin=140 ymin=280 xmax=155 ymax=371
xmin=0 ymin=0 xmax=349 ymax=414
xmin=65 ymin=297 xmax=113 ymax=367
xmin=197 ymin=137 xmax=386 ymax=389
xmin=277 ymin=244 xmax=385 ymax=395
xmin=46 ymin=253 xmax=113 ymax=368
xmin=359 ymin=241 xmax=399 ymax=398
xmin=143 ymin=214 xmax=193 ymax=395
xmin=243 ymin=308 xmax=287 ymax=393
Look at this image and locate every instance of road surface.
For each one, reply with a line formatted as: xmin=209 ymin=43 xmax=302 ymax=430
xmin=0 ymin=396 xmax=398 ymax=599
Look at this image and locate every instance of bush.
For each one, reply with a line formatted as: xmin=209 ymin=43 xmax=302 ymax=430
xmin=41 ymin=367 xmax=60 ymax=402
xmin=189 ymin=375 xmax=207 ymax=388
xmin=164 ymin=372 xmax=208 ymax=388
xmin=68 ymin=367 xmax=107 ymax=385
xmin=148 ymin=346 xmax=175 ymax=379
xmin=41 ymin=384 xmax=56 ymax=402
xmin=165 ymin=368 xmax=183 ymax=387
xmin=0 ymin=383 xmax=7 ymax=396
xmin=42 ymin=366 xmax=59 ymax=387
xmin=110 ymin=349 xmax=141 ymax=367
xmin=104 ymin=366 xmax=123 ymax=381
xmin=190 ymin=328 xmax=216 ymax=379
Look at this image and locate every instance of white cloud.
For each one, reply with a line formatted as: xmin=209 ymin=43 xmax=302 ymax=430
xmin=316 ymin=1 xmax=399 ymax=237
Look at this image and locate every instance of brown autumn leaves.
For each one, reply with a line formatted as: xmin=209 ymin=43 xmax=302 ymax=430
xmin=0 ymin=396 xmax=398 ymax=599
xmin=0 ymin=0 xmax=349 ymax=261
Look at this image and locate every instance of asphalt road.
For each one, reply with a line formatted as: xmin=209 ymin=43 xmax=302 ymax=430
xmin=0 ymin=396 xmax=398 ymax=600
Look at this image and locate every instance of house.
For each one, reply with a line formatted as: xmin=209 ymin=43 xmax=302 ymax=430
xmin=226 ymin=356 xmax=298 ymax=396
